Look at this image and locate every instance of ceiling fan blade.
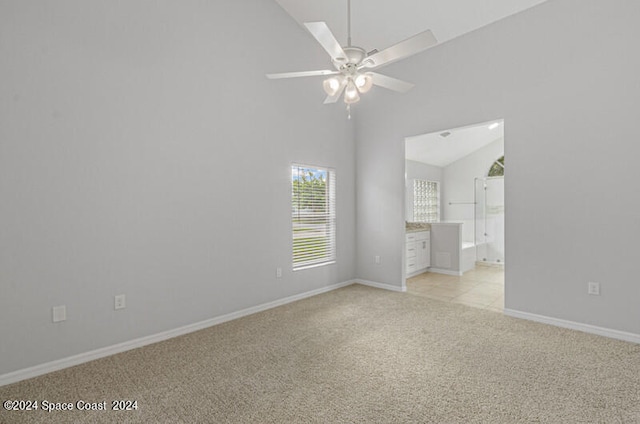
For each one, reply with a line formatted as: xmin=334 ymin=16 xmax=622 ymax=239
xmin=370 ymin=72 xmax=415 ymax=93
xmin=266 ymin=70 xmax=340 ymax=79
xmin=304 ymin=22 xmax=348 ymax=64
xmin=360 ymin=30 xmax=437 ymax=70
xmin=324 ymin=94 xmax=339 ymax=104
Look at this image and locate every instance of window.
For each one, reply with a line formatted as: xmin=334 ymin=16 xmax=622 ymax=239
xmin=413 ymin=179 xmax=439 ymax=223
xmin=488 ymin=156 xmax=505 ymax=177
xmin=291 ymin=164 xmax=336 ymax=270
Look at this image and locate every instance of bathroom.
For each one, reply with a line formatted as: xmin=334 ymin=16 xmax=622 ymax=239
xmin=404 ymin=120 xmax=504 ymax=310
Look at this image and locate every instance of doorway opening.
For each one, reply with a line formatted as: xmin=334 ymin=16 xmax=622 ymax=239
xmin=403 ymin=120 xmax=505 ymax=312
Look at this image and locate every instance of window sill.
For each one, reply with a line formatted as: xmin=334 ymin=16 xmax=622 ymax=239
xmin=293 ymin=261 xmax=336 ymax=272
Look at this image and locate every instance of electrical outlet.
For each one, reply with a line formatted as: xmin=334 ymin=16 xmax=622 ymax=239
xmin=588 ymin=282 xmax=600 ymax=296
xmin=375 ymin=255 xmax=381 ymax=264
xmin=276 ymin=267 xmax=282 ymax=278
xmin=114 ymin=294 xmax=126 ymax=310
xmin=52 ymin=305 xmax=66 ymax=323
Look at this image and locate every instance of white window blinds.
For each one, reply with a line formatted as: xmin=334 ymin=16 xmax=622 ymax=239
xmin=291 ymin=165 xmax=336 ymax=270
xmin=413 ymin=179 xmax=439 ymax=223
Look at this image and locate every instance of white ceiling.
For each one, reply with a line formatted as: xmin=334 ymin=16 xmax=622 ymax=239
xmin=406 ymin=121 xmax=504 ymax=167
xmin=274 ymin=0 xmax=548 ymax=56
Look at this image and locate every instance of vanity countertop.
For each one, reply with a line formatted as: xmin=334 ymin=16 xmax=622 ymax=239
xmin=405 ymin=222 xmax=431 ymax=232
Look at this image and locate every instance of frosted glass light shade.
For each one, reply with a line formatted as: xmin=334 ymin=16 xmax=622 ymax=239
xmin=323 ymin=77 xmax=342 ymax=96
xmin=344 ymin=80 xmax=360 ymax=104
xmin=355 ymin=73 xmax=373 ymax=93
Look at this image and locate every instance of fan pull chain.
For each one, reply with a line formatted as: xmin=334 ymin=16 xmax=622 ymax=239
xmin=347 ymin=104 xmax=351 ymax=120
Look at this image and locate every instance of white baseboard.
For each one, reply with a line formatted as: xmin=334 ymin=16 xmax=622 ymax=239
xmin=356 ymin=279 xmax=406 ymax=293
xmin=0 ymin=280 xmax=356 ymax=387
xmin=504 ymin=308 xmax=640 ymax=345
xmin=428 ymin=268 xmax=463 ymax=276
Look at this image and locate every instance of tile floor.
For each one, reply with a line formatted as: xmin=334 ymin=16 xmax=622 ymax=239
xmin=406 ymin=265 xmax=504 ymax=313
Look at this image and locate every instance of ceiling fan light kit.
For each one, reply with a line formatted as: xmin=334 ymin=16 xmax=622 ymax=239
xmin=266 ymin=0 xmax=437 ymax=116
xmin=323 ymin=77 xmax=342 ymax=97
xmin=355 ymin=73 xmax=373 ymax=93
xmin=322 ymin=72 xmax=372 ymax=101
xmin=344 ymin=80 xmax=360 ymax=104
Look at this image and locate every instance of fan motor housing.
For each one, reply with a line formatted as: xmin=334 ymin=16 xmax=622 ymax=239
xmin=335 ymin=47 xmax=366 ymax=67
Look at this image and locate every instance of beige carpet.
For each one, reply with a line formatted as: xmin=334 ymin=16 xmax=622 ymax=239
xmin=1 ymin=284 xmax=639 ymax=423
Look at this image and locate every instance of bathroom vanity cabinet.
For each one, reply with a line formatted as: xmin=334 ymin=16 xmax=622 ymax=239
xmin=406 ymin=231 xmax=430 ymax=276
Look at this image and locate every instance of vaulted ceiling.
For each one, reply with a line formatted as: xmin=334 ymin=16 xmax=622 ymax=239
xmin=274 ymin=0 xmax=549 ymax=55
xmin=406 ymin=121 xmax=504 ymax=167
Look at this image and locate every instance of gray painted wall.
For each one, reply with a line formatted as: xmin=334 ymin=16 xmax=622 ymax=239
xmin=356 ymin=0 xmax=640 ymax=335
xmin=0 ymin=0 xmax=356 ymax=375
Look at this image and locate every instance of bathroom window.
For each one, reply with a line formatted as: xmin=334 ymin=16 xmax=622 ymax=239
xmin=488 ymin=156 xmax=505 ymax=177
xmin=413 ymin=180 xmax=439 ymax=223
xmin=291 ymin=164 xmax=336 ymax=270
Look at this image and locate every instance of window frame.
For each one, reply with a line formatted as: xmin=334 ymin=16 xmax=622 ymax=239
xmin=488 ymin=156 xmax=505 ymax=177
xmin=291 ymin=163 xmax=336 ymax=271
xmin=413 ymin=179 xmax=440 ymax=223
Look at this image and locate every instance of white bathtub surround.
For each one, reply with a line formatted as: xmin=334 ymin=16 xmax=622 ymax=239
xmin=429 ymin=222 xmax=465 ymax=275
xmin=408 ymin=223 xmax=484 ymax=278
xmin=461 ymin=241 xmax=475 ymax=249
xmin=461 ymin=242 xmax=477 ymax=273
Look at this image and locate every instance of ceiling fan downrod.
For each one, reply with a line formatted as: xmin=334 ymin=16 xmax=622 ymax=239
xmin=347 ymin=0 xmax=352 ymax=47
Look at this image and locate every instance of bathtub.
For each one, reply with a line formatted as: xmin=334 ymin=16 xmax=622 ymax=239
xmin=462 ymin=241 xmax=475 ymax=250
xmin=461 ymin=241 xmax=477 ymax=272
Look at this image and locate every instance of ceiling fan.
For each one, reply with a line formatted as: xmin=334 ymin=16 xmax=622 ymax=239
xmin=266 ymin=0 xmax=437 ymax=115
